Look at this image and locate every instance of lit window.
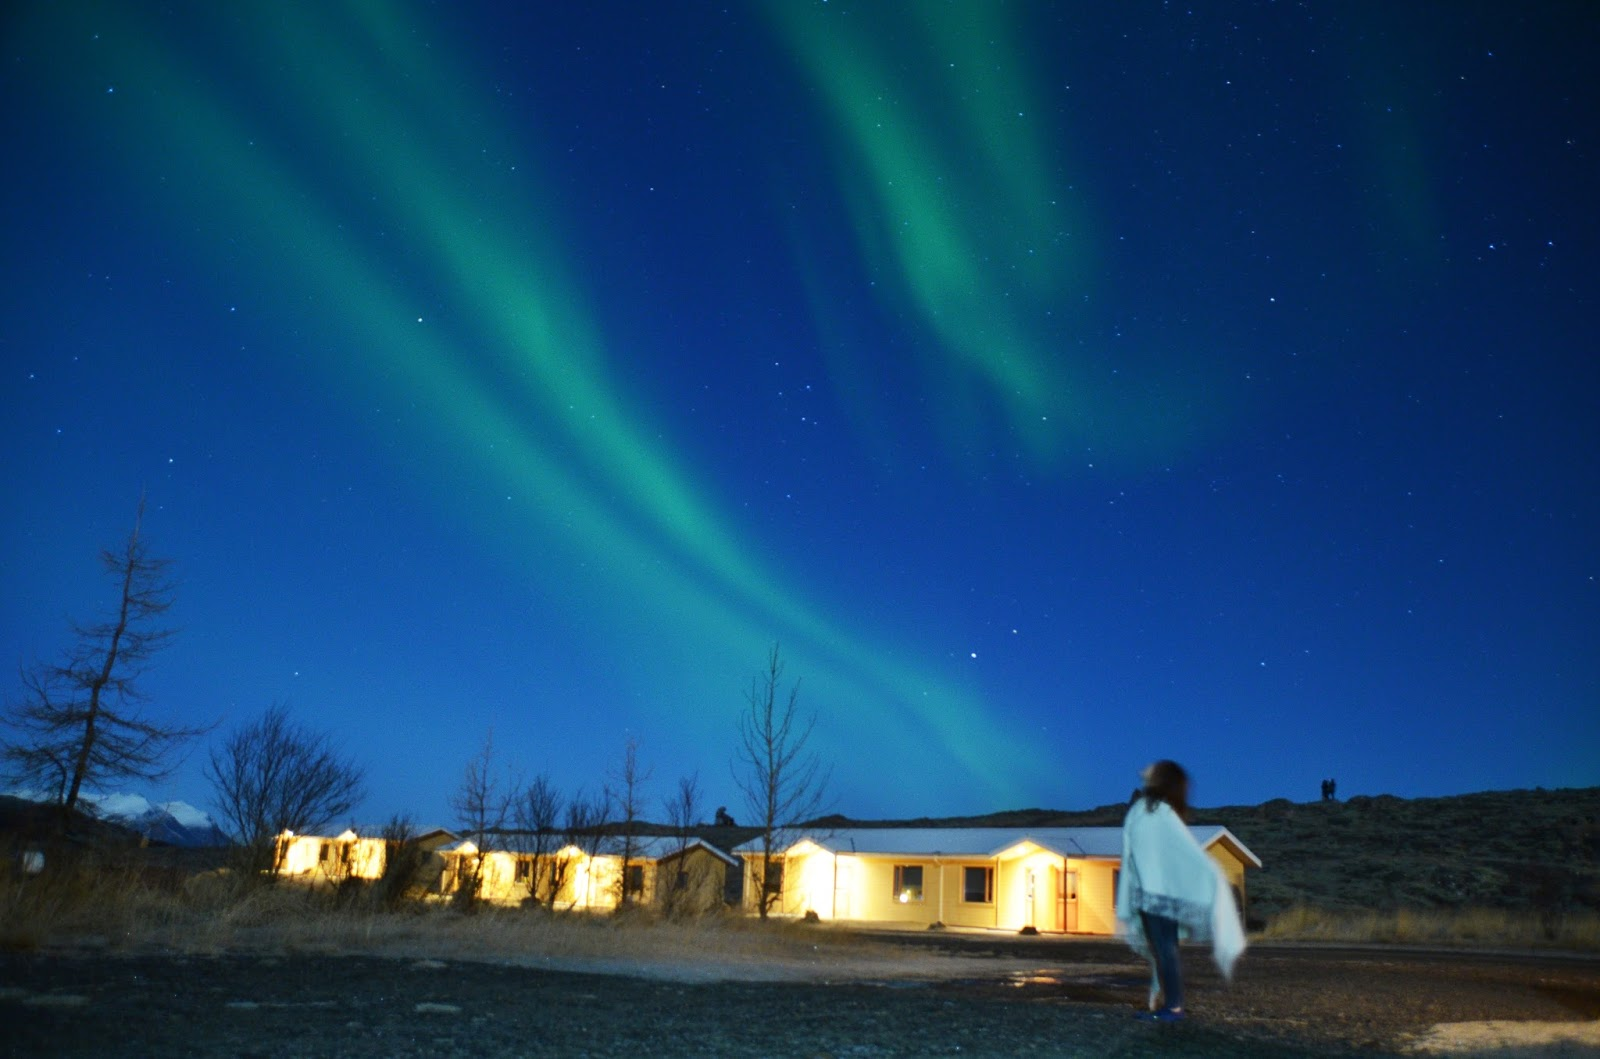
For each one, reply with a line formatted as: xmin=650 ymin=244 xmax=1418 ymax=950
xmin=962 ymin=866 xmax=994 ymax=903
xmin=892 ymin=864 xmax=924 ymax=903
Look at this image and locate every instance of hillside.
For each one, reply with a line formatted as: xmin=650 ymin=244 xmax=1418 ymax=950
xmin=1203 ymin=787 xmax=1600 ymax=922
xmin=820 ymin=786 xmax=1600 ymax=925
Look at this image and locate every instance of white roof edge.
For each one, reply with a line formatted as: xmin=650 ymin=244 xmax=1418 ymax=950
xmin=685 ymin=837 xmax=741 ymax=865
xmin=644 ymin=836 xmax=740 ymax=866
xmin=743 ymin=825 xmax=1261 ymax=869
xmin=1200 ymin=826 xmax=1263 ymax=868
xmin=430 ymin=834 xmax=741 ymax=865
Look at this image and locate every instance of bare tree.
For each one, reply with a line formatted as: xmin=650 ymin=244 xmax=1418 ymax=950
xmin=205 ymin=703 xmax=366 ymax=874
xmin=660 ymin=771 xmax=704 ymax=918
xmin=512 ymin=772 xmax=565 ymax=907
xmin=663 ymin=772 xmax=702 ymax=851
xmin=449 ymin=732 xmax=513 ymax=908
xmin=562 ymin=787 xmax=608 ymax=910
xmin=375 ymin=813 xmax=429 ymax=908
xmin=732 ymin=643 xmax=830 ymax=919
xmin=2 ymin=499 xmax=208 ymax=828
xmin=605 ymin=738 xmax=652 ymax=909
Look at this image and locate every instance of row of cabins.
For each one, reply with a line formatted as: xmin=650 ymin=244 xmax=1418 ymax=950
xmin=274 ymin=829 xmax=739 ymax=914
xmin=276 ymin=823 xmax=1260 ymax=935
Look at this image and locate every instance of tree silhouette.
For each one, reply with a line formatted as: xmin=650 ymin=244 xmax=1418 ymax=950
xmin=732 ymin=643 xmax=829 ymax=918
xmin=2 ymin=498 xmax=208 ymax=828
xmin=205 ymin=703 xmax=366 ymax=874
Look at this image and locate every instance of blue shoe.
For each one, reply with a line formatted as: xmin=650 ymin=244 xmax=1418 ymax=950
xmin=1136 ymin=1008 xmax=1186 ymax=1023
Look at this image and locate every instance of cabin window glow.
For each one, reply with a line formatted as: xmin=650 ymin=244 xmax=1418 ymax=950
xmin=892 ymin=864 xmax=924 ymax=902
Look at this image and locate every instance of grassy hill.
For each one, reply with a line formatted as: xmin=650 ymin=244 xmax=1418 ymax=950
xmin=820 ymin=786 xmax=1600 ymax=926
xmin=1202 ymin=787 xmax=1600 ymax=923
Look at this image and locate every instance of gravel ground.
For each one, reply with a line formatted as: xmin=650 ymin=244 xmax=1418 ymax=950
xmin=3 ymin=936 xmax=1597 ymax=1057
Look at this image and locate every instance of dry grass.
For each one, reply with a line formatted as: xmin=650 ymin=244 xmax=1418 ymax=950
xmin=0 ymin=845 xmax=193 ymax=950
xmin=10 ymin=822 xmax=1595 ymax=977
xmin=1261 ymin=904 xmax=1600 ymax=950
xmin=0 ymin=854 xmax=926 ymax=981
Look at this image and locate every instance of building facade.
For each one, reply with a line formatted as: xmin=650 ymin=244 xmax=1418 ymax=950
xmin=735 ymin=826 xmax=1259 ymax=935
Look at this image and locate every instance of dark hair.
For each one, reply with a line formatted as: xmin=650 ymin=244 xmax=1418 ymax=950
xmin=1141 ymin=760 xmax=1191 ymax=820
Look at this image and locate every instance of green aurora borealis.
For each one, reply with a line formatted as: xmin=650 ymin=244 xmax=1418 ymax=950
xmin=13 ymin=1 xmax=1069 ymax=805
xmin=4 ymin=1 xmax=1594 ymax=819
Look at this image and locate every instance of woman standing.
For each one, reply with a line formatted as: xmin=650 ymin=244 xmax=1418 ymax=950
xmin=1116 ymin=760 xmax=1246 ymax=1022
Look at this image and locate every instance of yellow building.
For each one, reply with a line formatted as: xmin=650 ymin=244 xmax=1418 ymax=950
xmin=434 ymin=835 xmax=740 ymax=912
xmin=274 ymin=826 xmax=456 ymax=883
xmin=736 ymin=826 xmax=1259 ymax=934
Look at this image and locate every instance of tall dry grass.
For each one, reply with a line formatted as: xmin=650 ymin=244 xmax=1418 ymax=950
xmin=15 ymin=849 xmax=1594 ymax=965
xmin=0 ymin=845 xmax=194 ymax=950
xmin=0 ymin=849 xmax=894 ymax=974
xmin=1261 ymin=904 xmax=1600 ymax=951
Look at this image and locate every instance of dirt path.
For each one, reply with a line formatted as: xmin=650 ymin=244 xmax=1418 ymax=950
xmin=3 ymin=938 xmax=1596 ymax=1057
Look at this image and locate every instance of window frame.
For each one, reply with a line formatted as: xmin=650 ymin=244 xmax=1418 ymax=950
xmin=892 ymin=863 xmax=925 ymax=903
xmin=961 ymin=864 xmax=994 ymax=904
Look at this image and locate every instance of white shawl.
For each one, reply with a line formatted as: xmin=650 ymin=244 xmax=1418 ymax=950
xmin=1115 ymin=799 xmax=1246 ymax=981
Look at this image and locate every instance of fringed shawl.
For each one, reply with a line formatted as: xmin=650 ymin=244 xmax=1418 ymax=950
xmin=1115 ymin=799 xmax=1246 ymax=980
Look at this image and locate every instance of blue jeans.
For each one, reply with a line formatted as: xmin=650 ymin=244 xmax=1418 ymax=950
xmin=1140 ymin=911 xmax=1184 ymax=1012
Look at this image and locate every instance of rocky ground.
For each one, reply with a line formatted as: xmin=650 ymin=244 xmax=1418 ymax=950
xmin=3 ymin=935 xmax=1597 ymax=1057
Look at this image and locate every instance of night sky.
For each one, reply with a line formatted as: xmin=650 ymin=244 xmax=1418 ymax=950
xmin=3 ymin=2 xmax=1595 ymax=828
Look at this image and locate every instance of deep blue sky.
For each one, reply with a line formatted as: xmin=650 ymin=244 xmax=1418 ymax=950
xmin=2 ymin=2 xmax=1595 ymax=829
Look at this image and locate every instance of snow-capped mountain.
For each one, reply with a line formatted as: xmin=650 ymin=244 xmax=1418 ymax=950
xmin=9 ymin=789 xmax=230 ymax=847
xmin=82 ymin=792 xmax=230 ymax=848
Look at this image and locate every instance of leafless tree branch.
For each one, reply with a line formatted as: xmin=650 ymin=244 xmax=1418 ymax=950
xmin=732 ymin=643 xmax=831 ymax=918
xmin=205 ymin=703 xmax=366 ymax=873
xmin=2 ymin=497 xmax=209 ymax=829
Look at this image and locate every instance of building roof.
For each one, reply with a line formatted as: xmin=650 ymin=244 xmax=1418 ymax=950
xmin=735 ymin=826 xmax=1260 ymax=868
xmin=435 ymin=834 xmax=740 ymax=866
xmin=630 ymin=836 xmax=740 ymax=866
xmin=298 ymin=825 xmax=457 ymax=844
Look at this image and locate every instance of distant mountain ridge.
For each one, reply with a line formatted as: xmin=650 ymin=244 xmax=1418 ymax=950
xmin=4 ymin=789 xmax=229 ymax=848
xmin=89 ymin=793 xmax=230 ymax=848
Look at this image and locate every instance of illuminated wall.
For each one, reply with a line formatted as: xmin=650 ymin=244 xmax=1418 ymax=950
xmin=275 ymin=830 xmax=387 ymax=882
xmin=750 ymin=839 xmax=1252 ymax=936
xmin=653 ymin=849 xmax=734 ymax=917
xmin=435 ymin=843 xmax=726 ymax=912
xmin=1074 ymin=860 xmax=1119 ymax=936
